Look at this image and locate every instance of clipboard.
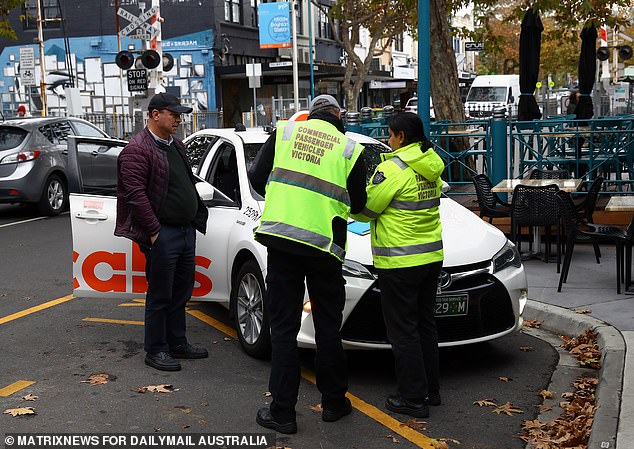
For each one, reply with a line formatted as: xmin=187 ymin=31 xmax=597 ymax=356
xmin=347 ymin=221 xmax=371 ymax=236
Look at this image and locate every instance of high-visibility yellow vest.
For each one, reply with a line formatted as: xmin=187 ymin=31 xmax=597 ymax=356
xmin=255 ymin=119 xmax=363 ymax=261
xmin=352 ymin=142 xmax=444 ymax=269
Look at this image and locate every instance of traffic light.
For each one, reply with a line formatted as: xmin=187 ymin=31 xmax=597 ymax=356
xmin=597 ymin=47 xmax=610 ymax=61
xmin=619 ymin=45 xmax=633 ymax=60
xmin=162 ymin=53 xmax=174 ymax=72
xmin=115 ymin=50 xmax=135 ymax=70
xmin=140 ymin=50 xmax=161 ymax=69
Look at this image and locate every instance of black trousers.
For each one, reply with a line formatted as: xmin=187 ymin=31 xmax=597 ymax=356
xmin=265 ymin=248 xmax=348 ymax=422
xmin=141 ymin=224 xmax=196 ymax=354
xmin=377 ymin=261 xmax=443 ymax=403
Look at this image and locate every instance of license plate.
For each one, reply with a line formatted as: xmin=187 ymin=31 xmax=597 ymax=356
xmin=435 ymin=293 xmax=468 ymax=317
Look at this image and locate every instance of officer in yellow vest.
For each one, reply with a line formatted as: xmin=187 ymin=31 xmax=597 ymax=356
xmin=248 ymin=95 xmax=367 ymax=434
xmin=353 ymin=112 xmax=445 ymax=418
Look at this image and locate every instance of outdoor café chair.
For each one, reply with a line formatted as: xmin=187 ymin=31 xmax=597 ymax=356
xmin=472 ymin=174 xmax=511 ymax=224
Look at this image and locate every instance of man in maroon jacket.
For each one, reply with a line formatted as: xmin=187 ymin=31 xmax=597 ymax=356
xmin=115 ymin=93 xmax=209 ymax=371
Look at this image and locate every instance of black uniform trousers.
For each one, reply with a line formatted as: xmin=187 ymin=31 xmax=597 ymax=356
xmin=265 ymin=248 xmax=348 ymax=422
xmin=141 ymin=224 xmax=196 ymax=354
xmin=377 ymin=261 xmax=443 ymax=403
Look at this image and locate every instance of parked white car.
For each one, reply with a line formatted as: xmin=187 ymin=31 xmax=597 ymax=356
xmin=69 ymin=126 xmax=528 ymax=359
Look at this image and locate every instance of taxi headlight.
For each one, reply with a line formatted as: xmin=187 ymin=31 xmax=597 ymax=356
xmin=492 ymin=240 xmax=521 ymax=273
xmin=342 ymin=259 xmax=375 ymax=280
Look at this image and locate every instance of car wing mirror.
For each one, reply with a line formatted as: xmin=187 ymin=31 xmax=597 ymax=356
xmin=441 ymin=180 xmax=451 ymax=193
xmin=195 ymin=181 xmax=215 ymax=201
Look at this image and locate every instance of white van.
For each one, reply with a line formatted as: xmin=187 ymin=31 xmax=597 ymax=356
xmin=465 ymin=75 xmax=520 ymax=119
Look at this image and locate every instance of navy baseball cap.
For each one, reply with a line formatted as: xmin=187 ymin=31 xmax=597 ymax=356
xmin=148 ymin=93 xmax=193 ymax=114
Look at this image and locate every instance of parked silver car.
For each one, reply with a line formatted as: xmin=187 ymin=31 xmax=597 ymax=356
xmin=0 ymin=117 xmax=116 ymax=215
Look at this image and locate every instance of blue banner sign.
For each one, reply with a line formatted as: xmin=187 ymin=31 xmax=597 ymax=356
xmin=258 ymin=2 xmax=291 ymax=49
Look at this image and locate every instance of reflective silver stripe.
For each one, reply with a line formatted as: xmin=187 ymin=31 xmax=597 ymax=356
xmin=343 ymin=138 xmax=356 ymax=159
xmin=259 ymin=221 xmax=345 ymax=259
xmin=269 ymin=167 xmax=350 ymax=206
xmin=282 ymin=122 xmax=296 ymax=141
xmin=372 ymin=240 xmax=443 ymax=257
xmin=360 ymin=207 xmax=378 ymax=218
xmin=389 ymin=198 xmax=440 ymax=210
xmin=390 ymin=157 xmax=408 ymax=170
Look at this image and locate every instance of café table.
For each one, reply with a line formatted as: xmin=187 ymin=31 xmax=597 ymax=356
xmin=605 ymin=195 xmax=634 ymax=293
xmin=491 ymin=178 xmax=583 ymax=261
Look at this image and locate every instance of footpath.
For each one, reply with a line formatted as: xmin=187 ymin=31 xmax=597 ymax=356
xmin=522 ymin=243 xmax=633 ymax=449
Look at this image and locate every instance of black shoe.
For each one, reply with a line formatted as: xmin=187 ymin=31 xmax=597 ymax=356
xmin=145 ymin=352 xmax=181 ymax=371
xmin=322 ymin=397 xmax=353 ymax=422
xmin=255 ymin=407 xmax=297 ymax=434
xmin=170 ymin=343 xmax=208 ymax=359
xmin=425 ymin=391 xmax=442 ymax=406
xmin=385 ymin=395 xmax=429 ymax=418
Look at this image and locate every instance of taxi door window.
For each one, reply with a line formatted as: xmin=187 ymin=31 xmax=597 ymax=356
xmin=206 ymin=143 xmax=240 ymax=204
xmin=186 ymin=135 xmax=218 ymax=174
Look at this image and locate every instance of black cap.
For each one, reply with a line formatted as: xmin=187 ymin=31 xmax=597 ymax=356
xmin=148 ymin=93 xmax=193 ymax=114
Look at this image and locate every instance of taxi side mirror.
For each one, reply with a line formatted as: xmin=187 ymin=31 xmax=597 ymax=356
xmin=442 ymin=181 xmax=451 ymax=193
xmin=195 ymin=181 xmax=215 ymax=201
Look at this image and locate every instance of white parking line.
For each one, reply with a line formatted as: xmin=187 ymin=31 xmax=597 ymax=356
xmin=0 ymin=211 xmax=69 ymax=228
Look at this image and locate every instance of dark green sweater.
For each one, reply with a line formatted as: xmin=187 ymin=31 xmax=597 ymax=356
xmin=158 ymin=142 xmax=198 ymax=226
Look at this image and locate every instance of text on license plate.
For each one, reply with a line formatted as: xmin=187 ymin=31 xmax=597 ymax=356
xmin=435 ymin=294 xmax=468 ymax=317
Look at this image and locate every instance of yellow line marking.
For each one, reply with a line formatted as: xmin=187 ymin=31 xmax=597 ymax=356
xmin=186 ymin=309 xmax=237 ymax=339
xmin=0 ymin=295 xmax=75 ymax=325
xmin=0 ymin=381 xmax=36 ymax=397
xmin=132 ymin=299 xmax=146 ymax=303
xmin=83 ymin=317 xmax=144 ymax=326
xmin=301 ymin=368 xmax=435 ymax=448
xmin=118 ymin=303 xmax=144 ymax=307
xmin=189 ymin=308 xmax=433 ymax=448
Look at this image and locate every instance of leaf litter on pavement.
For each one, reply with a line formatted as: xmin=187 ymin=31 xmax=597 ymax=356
xmin=136 ymin=384 xmax=175 ymax=393
xmin=3 ymin=407 xmax=36 ymax=417
xmin=80 ymin=373 xmax=110 ymax=385
xmin=522 ymin=327 xmax=601 ymax=448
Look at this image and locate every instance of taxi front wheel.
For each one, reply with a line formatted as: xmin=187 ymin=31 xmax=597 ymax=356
xmin=230 ymin=260 xmax=271 ymax=359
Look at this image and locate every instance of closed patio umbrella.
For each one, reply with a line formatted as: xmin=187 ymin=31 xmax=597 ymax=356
xmin=518 ymin=9 xmax=543 ymax=121
xmin=575 ymin=25 xmax=597 ymax=120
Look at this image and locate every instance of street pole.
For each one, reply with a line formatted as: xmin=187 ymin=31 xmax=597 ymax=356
xmin=291 ymin=0 xmax=300 ymax=112
xmin=36 ymin=0 xmax=47 ymax=117
xmin=115 ymin=0 xmax=124 ymax=137
xmin=417 ymin=0 xmax=430 ymax=133
xmin=252 ymin=58 xmax=257 ymax=127
xmin=151 ymin=0 xmax=163 ymax=92
xmin=307 ymin=0 xmax=315 ymax=99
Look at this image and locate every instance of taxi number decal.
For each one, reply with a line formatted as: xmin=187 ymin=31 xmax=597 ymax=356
xmin=243 ymin=206 xmax=260 ymax=221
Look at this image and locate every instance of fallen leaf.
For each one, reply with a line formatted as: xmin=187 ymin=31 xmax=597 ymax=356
xmin=473 ymin=399 xmax=497 ymax=407
xmin=399 ymin=419 xmax=427 ymax=430
xmin=22 ymin=394 xmax=38 ymax=401
xmin=523 ymin=319 xmax=542 ymax=328
xmin=308 ymin=404 xmax=323 ymax=413
xmin=223 ymin=337 xmax=232 ymax=341
xmin=212 ymin=341 xmax=218 ymax=344
xmin=522 ymin=420 xmax=545 ymax=430
xmin=181 ymin=424 xmax=190 ymax=429
xmin=574 ymin=309 xmax=592 ymax=314
xmin=498 ymin=377 xmax=512 ymax=382
xmin=492 ymin=402 xmax=523 ymax=416
xmin=153 ymin=427 xmax=160 ymax=432
xmin=136 ymin=384 xmax=174 ymax=393
xmin=538 ymin=405 xmax=553 ymax=412
xmin=539 ymin=390 xmax=554 ymax=399
xmin=80 ymin=373 xmax=110 ymax=385
xmin=431 ymin=441 xmax=449 ymax=449
xmin=3 ymin=407 xmax=36 ymax=417
xmin=519 ymin=346 xmax=534 ymax=352
xmin=174 ymin=406 xmax=192 ymax=414
xmin=263 ymin=391 xmax=272 ymax=397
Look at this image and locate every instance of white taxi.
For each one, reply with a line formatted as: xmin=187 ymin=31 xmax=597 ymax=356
xmin=69 ymin=127 xmax=528 ymax=359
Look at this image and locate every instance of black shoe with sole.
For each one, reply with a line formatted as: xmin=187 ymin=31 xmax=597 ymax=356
xmin=322 ymin=397 xmax=353 ymax=422
xmin=170 ymin=343 xmax=209 ymax=359
xmin=385 ymin=395 xmax=429 ymax=418
xmin=425 ymin=391 xmax=442 ymax=406
xmin=255 ymin=407 xmax=297 ymax=434
xmin=145 ymin=352 xmax=181 ymax=371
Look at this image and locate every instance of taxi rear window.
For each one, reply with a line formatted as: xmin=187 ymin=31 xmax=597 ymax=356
xmin=0 ymin=126 xmax=29 ymax=150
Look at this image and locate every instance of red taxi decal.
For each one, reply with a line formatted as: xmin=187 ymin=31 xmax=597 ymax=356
xmin=73 ymin=242 xmax=213 ymax=297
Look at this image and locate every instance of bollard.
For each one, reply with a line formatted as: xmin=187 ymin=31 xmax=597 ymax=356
xmin=491 ymin=107 xmax=508 ymax=201
xmin=360 ymin=107 xmax=373 ymax=123
xmin=346 ymin=112 xmax=361 ymax=133
xmin=340 ymin=109 xmax=347 ymax=124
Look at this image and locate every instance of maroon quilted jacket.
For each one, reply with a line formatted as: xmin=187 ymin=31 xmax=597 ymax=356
xmin=114 ymin=128 xmax=208 ymax=247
